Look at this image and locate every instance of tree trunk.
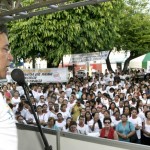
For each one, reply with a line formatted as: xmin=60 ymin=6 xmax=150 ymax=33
xmin=47 ymin=58 xmax=61 ymax=68
xmin=122 ymin=51 xmax=139 ymax=73
xmin=106 ymin=50 xmax=114 ymax=73
xmin=32 ymin=56 xmax=36 ymax=68
xmin=47 ymin=59 xmax=55 ymax=68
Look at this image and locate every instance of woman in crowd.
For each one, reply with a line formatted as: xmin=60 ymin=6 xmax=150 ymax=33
xmin=113 ymin=111 xmax=121 ymax=129
xmin=85 ymin=111 xmax=93 ymax=127
xmin=62 ymin=117 xmax=72 ymax=132
xmin=89 ymin=112 xmax=102 ymax=133
xmin=60 ymin=104 xmax=71 ymax=121
xmin=35 ymin=105 xmax=48 ymax=126
xmin=101 ymin=93 xmax=109 ymax=109
xmin=136 ymin=100 xmax=144 ymax=113
xmin=81 ymin=93 xmax=88 ymax=105
xmin=69 ymin=121 xmax=78 ymax=134
xmin=142 ymin=110 xmax=150 ymax=145
xmin=2 ymin=84 xmax=12 ymax=101
xmin=123 ymin=106 xmax=131 ymax=118
xmin=100 ymin=117 xmax=118 ymax=140
xmin=42 ymin=104 xmax=48 ymax=114
xmin=124 ymin=101 xmax=130 ymax=107
xmin=45 ymin=117 xmax=59 ymax=130
xmin=11 ymin=91 xmax=21 ymax=109
xmin=116 ymin=114 xmax=135 ymax=142
xmin=109 ymin=102 xmax=116 ymax=116
xmin=140 ymin=93 xmax=149 ymax=105
xmin=25 ymin=106 xmax=34 ymax=125
xmin=16 ymin=115 xmax=27 ymax=125
xmin=129 ymin=108 xmax=142 ymax=143
xmin=130 ymin=98 xmax=137 ymax=108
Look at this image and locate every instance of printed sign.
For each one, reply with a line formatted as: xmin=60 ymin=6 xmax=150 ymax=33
xmin=69 ymin=51 xmax=109 ymax=64
xmin=7 ymin=68 xmax=69 ymax=83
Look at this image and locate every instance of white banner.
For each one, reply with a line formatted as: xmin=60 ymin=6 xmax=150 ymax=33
xmin=69 ymin=51 xmax=109 ymax=64
xmin=7 ymin=68 xmax=69 ymax=83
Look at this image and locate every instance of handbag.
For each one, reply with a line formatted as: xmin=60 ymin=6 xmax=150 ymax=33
xmin=129 ymin=122 xmax=138 ymax=143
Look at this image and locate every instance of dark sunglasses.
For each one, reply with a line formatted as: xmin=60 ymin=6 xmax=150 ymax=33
xmin=104 ymin=122 xmax=111 ymax=124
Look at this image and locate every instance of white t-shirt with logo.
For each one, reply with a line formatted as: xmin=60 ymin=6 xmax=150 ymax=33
xmin=0 ymin=93 xmax=18 ymax=150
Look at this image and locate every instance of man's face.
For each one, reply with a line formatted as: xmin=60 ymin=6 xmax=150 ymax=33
xmin=0 ymin=33 xmax=13 ymax=79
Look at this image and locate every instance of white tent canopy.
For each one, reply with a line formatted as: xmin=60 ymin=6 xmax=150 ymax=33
xmin=129 ymin=54 xmax=146 ymax=69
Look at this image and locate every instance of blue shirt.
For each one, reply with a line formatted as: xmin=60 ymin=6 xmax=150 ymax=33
xmin=45 ymin=125 xmax=59 ymax=131
xmin=116 ymin=121 xmax=135 ymax=142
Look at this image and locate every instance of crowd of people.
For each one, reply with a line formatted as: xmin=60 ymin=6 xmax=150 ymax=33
xmin=0 ymin=68 xmax=150 ymax=146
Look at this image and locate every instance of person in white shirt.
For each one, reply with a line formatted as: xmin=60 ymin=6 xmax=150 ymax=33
xmin=37 ymin=95 xmax=48 ymax=107
xmin=113 ymin=111 xmax=121 ymax=129
xmin=32 ymin=84 xmax=39 ymax=102
xmin=16 ymin=115 xmax=27 ymax=125
xmin=62 ymin=117 xmax=72 ymax=132
xmin=59 ymin=104 xmax=71 ymax=121
xmin=142 ymin=110 xmax=150 ymax=146
xmin=105 ymin=81 xmax=113 ymax=93
xmin=0 ymin=24 xmax=18 ymax=150
xmin=11 ymin=91 xmax=21 ymax=109
xmin=138 ymin=105 xmax=149 ymax=123
xmin=55 ymin=113 xmax=66 ymax=131
xmin=118 ymin=100 xmax=124 ymax=115
xmin=77 ymin=115 xmax=89 ymax=135
xmin=65 ymin=84 xmax=72 ymax=98
xmin=114 ymin=95 xmax=120 ymax=107
xmin=129 ymin=108 xmax=142 ymax=143
xmin=25 ymin=106 xmax=35 ymax=124
xmin=34 ymin=105 xmax=48 ymax=126
xmin=101 ymin=93 xmax=109 ymax=109
xmin=88 ymin=112 xmax=102 ymax=133
xmin=37 ymin=85 xmax=44 ymax=101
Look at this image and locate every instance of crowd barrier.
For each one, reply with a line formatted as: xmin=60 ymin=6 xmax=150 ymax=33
xmin=17 ymin=124 xmax=150 ymax=150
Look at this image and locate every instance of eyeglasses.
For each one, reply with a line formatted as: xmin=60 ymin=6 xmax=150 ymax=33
xmin=104 ymin=122 xmax=111 ymax=124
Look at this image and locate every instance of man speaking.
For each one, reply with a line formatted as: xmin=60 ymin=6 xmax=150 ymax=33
xmin=0 ymin=24 xmax=18 ymax=150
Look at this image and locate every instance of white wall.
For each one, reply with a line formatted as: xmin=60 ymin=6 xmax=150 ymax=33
xmin=17 ymin=124 xmax=149 ymax=150
xmin=24 ymin=58 xmax=47 ymax=69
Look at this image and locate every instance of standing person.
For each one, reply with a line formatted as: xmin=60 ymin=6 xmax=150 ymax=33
xmin=116 ymin=114 xmax=135 ymax=142
xmin=71 ymin=100 xmax=83 ymax=121
xmin=129 ymin=108 xmax=142 ymax=143
xmin=0 ymin=24 xmax=18 ymax=150
xmin=142 ymin=110 xmax=150 ymax=146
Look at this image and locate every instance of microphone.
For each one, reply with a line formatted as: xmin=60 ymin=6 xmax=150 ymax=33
xmin=11 ymin=68 xmax=52 ymax=150
xmin=11 ymin=68 xmax=26 ymax=86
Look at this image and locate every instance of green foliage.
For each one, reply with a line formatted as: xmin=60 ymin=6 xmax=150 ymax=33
xmin=8 ymin=0 xmax=126 ymax=66
xmin=116 ymin=0 xmax=150 ymax=55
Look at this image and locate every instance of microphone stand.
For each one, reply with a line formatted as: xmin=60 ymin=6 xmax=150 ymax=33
xmin=22 ymin=83 xmax=52 ymax=150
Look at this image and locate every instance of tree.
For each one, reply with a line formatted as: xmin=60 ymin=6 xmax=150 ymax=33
xmin=115 ymin=0 xmax=150 ymax=73
xmin=8 ymin=0 xmax=124 ymax=68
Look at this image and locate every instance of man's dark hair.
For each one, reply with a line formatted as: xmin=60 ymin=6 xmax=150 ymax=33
xmin=0 ymin=24 xmax=8 ymax=35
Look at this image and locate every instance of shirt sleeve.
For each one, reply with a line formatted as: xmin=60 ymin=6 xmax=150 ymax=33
xmin=129 ymin=122 xmax=135 ymax=131
xmin=137 ymin=117 xmax=142 ymax=128
xmin=116 ymin=123 xmax=119 ymax=132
